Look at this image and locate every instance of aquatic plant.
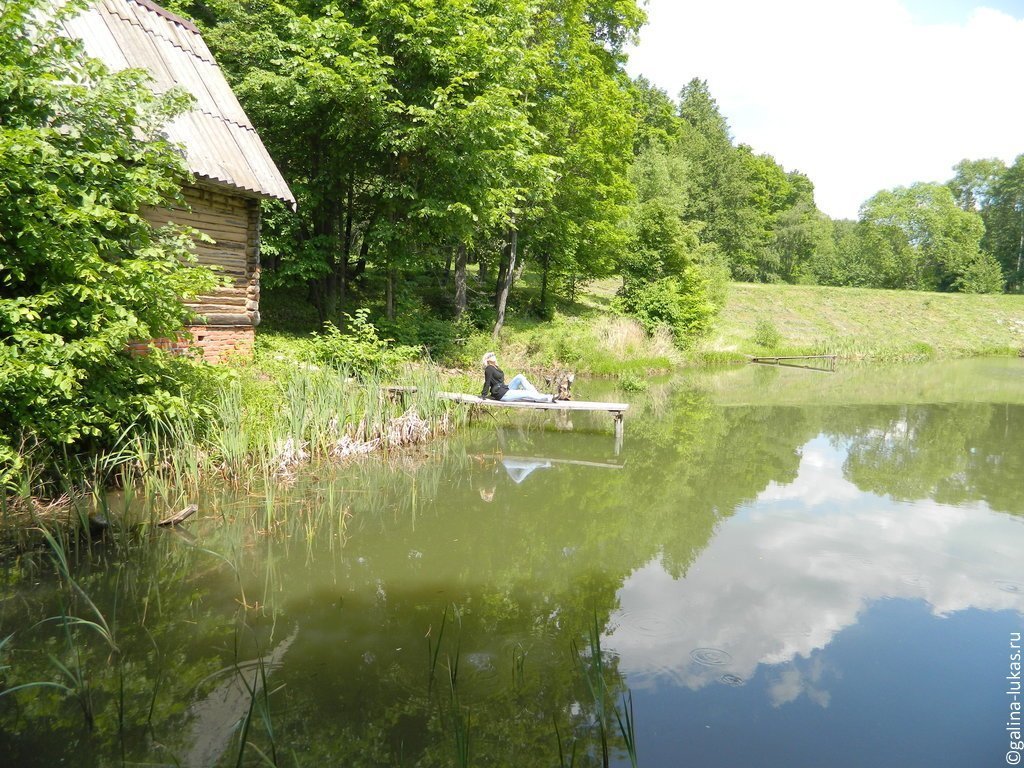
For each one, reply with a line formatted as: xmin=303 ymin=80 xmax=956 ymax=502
xmin=572 ymin=614 xmax=638 ymax=768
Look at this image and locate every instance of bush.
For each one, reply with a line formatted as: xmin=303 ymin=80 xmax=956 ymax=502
xmin=1 ymin=0 xmax=219 ymax=485
xmin=956 ymin=251 xmax=1005 ymax=294
xmin=618 ymin=373 xmax=649 ymax=393
xmin=752 ymin=319 xmax=782 ymax=349
xmin=614 ymin=268 xmax=719 ymax=347
xmin=307 ymin=310 xmax=418 ymax=377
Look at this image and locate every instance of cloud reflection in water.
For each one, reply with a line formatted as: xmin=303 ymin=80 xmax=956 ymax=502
xmin=608 ymin=436 xmax=1024 ymax=706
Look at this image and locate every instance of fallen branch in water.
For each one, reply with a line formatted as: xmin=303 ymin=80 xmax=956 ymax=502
xmin=157 ymin=503 xmax=198 ymax=527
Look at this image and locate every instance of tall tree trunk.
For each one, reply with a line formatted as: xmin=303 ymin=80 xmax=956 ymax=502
xmin=514 ymin=245 xmax=527 ymax=282
xmin=385 ymin=262 xmax=396 ymax=321
xmin=454 ymin=244 xmax=467 ymax=317
xmin=540 ymin=251 xmax=550 ymax=313
xmin=340 ymin=169 xmax=355 ymax=306
xmin=495 ymin=242 xmax=510 ymax=306
xmin=492 ymin=228 xmax=517 ymax=339
xmin=1017 ymin=209 xmax=1023 ymax=288
xmin=442 ymin=247 xmax=453 ymax=288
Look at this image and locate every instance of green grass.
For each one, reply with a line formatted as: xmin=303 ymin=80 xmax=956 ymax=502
xmin=258 ymin=275 xmax=681 ymax=379
xmin=699 ymin=282 xmax=1024 ymax=361
xmin=260 ymin=278 xmax=1024 ymax=380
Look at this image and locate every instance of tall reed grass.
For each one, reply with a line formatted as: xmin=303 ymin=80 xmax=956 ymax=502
xmin=1 ymin=362 xmax=464 ymax=542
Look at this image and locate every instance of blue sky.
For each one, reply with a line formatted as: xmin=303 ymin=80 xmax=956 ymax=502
xmin=903 ymin=0 xmax=1024 ymax=23
xmin=627 ymin=0 xmax=1024 ymax=219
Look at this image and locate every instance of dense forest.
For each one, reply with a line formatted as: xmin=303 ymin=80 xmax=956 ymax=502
xmin=165 ymin=0 xmax=1023 ymax=344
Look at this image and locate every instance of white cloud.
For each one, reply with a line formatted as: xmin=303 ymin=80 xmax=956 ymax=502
xmin=627 ymin=1 xmax=1024 ymax=219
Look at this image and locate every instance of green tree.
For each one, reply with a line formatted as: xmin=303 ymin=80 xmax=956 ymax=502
xmin=174 ymin=0 xmax=547 ymax=325
xmin=676 ymin=79 xmax=761 ymax=280
xmin=858 ymin=183 xmax=1001 ymax=293
xmin=524 ymin=0 xmax=642 ymax=311
xmin=0 ymin=0 xmax=217 ymax=478
xmin=629 ymin=76 xmax=680 ymax=153
xmin=948 ymin=157 xmax=1005 ymax=212
xmin=615 ymin=142 xmax=725 ymax=345
xmin=981 ymin=155 xmax=1024 ymax=292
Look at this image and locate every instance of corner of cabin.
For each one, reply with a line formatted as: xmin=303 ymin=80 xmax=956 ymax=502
xmin=65 ymin=0 xmax=295 ymax=362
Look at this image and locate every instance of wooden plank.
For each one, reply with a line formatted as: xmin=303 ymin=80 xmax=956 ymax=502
xmin=166 ymin=215 xmax=248 ymax=238
xmin=206 ymin=286 xmax=250 ymax=297
xmin=194 ymin=294 xmax=247 ymax=306
xmin=184 ymin=184 xmax=250 ymax=212
xmin=194 ymin=253 xmax=247 ymax=270
xmin=439 ymin=392 xmax=629 ymax=413
xmin=173 ymin=206 xmax=249 ymax=227
xmin=191 ymin=312 xmax=253 ymax=326
xmin=748 ymin=354 xmax=837 ymax=373
xmin=189 ymin=303 xmax=250 ymax=314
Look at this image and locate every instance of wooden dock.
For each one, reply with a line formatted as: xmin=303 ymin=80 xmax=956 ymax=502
xmin=438 ymin=392 xmax=630 ymax=454
xmin=748 ymin=354 xmax=837 ymax=372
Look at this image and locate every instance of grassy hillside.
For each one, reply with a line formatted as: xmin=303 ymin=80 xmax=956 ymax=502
xmin=258 ymin=279 xmax=1024 ymax=382
xmin=700 ymin=283 xmax=1024 ymax=361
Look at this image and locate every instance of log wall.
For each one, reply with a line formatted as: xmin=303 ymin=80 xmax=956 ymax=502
xmin=142 ymin=181 xmax=262 ymax=361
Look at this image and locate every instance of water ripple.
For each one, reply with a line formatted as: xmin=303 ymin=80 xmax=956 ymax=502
xmin=720 ymin=674 xmax=745 ymax=687
xmin=690 ymin=647 xmax=732 ymax=667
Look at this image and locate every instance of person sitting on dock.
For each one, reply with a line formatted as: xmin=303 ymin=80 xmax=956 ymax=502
xmin=480 ymin=352 xmax=554 ymax=403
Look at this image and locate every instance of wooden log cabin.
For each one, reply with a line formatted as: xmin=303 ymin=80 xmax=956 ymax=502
xmin=62 ymin=0 xmax=296 ymax=361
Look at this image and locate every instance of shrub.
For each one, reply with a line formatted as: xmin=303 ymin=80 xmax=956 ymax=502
xmin=618 ymin=373 xmax=649 ymax=393
xmin=614 ymin=269 xmax=719 ymax=347
xmin=956 ymin=251 xmax=1005 ymax=294
xmin=752 ymin=319 xmax=782 ymax=349
xmin=1 ymin=0 xmax=219 ymax=486
xmin=307 ymin=310 xmax=418 ymax=377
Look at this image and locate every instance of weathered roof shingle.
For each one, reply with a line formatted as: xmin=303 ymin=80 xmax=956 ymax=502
xmin=63 ymin=0 xmax=296 ymax=206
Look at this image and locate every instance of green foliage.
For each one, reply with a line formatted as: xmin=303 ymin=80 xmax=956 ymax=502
xmin=617 ymin=373 xmax=649 ymax=392
xmin=752 ymin=319 xmax=782 ymax=350
xmin=957 ymin=248 xmax=1006 ymax=293
xmin=614 ymin=272 xmax=718 ymax=347
xmin=857 ymin=183 xmax=998 ymax=293
xmin=979 ymin=154 xmax=1024 ymax=292
xmin=0 ymin=0 xmax=219 ymax=484
xmin=307 ymin=310 xmax=417 ymax=377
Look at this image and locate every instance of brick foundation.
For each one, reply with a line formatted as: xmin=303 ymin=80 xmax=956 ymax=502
xmin=128 ymin=325 xmax=254 ymax=363
xmin=186 ymin=325 xmax=254 ymax=362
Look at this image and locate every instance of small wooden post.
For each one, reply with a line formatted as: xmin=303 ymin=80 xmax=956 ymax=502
xmin=613 ymin=412 xmax=624 ymax=456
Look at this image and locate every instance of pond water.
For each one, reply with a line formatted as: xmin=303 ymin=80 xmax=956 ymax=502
xmin=2 ymin=359 xmax=1024 ymax=767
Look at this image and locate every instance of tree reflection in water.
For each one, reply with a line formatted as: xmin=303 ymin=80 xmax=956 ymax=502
xmin=1 ymin=359 xmax=1022 ymax=765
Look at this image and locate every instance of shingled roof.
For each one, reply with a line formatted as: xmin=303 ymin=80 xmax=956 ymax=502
xmin=62 ymin=0 xmax=296 ymax=207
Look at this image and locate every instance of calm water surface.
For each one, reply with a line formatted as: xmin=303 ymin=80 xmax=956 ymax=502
xmin=2 ymin=359 xmax=1023 ymax=767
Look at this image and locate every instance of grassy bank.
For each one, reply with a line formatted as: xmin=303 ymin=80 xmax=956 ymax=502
xmin=9 ymin=278 xmax=1023 ymax=509
xmin=699 ymin=283 xmax=1024 ymax=362
xmin=260 ymin=279 xmax=1024 ymax=382
xmin=2 ymin=358 xmax=462 ymax=523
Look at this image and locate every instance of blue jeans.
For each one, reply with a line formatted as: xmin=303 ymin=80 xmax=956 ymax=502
xmin=500 ymin=374 xmax=550 ymax=402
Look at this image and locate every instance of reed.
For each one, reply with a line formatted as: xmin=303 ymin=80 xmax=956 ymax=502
xmin=554 ymin=715 xmax=579 ymax=768
xmin=571 ymin=613 xmax=639 ymax=768
xmin=4 ymin=351 xmax=462 ymax=526
xmin=4 ymin=526 xmax=123 ymax=731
